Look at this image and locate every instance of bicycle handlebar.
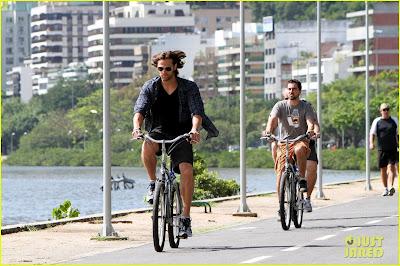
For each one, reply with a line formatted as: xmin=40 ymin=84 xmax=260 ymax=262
xmin=260 ymin=133 xmax=309 ymax=144
xmin=133 ymin=133 xmax=192 ymax=144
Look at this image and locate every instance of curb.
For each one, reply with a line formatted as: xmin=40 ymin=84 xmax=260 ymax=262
xmin=1 ymin=177 xmax=378 ymax=235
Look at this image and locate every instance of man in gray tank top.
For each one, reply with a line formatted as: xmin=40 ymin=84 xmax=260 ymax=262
xmin=263 ymin=79 xmax=315 ymax=209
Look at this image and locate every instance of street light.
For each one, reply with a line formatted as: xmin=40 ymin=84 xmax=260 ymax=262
xmin=374 ymin=29 xmax=383 ymax=94
xmin=67 ymin=130 xmax=72 ymax=149
xmin=10 ymin=132 xmax=15 ymax=154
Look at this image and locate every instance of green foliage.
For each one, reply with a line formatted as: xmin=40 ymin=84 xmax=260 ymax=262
xmin=192 ymin=152 xmax=239 ymax=200
xmin=52 ymin=200 xmax=80 ymax=220
xmin=248 ymin=2 xmax=365 ymax=22
xmin=322 ymin=148 xmax=379 ymax=171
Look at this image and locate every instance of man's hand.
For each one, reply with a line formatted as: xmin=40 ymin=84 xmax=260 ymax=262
xmin=369 ymin=143 xmax=375 ymax=150
xmin=306 ymin=130 xmax=315 ymax=139
xmin=131 ymin=128 xmax=143 ymax=140
xmin=189 ymin=129 xmax=200 ymax=144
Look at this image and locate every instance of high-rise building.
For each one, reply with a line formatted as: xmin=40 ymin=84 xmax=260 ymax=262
xmin=346 ymin=2 xmax=398 ymax=75
xmin=215 ymin=22 xmax=265 ymax=96
xmin=264 ymin=19 xmax=348 ymax=99
xmin=30 ymin=2 xmax=102 ymax=95
xmin=87 ymin=2 xmax=194 ymax=88
xmin=1 ymin=2 xmax=35 ymax=95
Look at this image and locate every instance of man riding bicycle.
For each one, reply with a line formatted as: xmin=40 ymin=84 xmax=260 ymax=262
xmin=263 ymin=79 xmax=315 ymax=219
xmin=132 ymin=50 xmax=218 ymax=238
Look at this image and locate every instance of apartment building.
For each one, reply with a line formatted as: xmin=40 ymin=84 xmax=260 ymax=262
xmin=215 ymin=22 xmax=265 ymax=96
xmin=1 ymin=2 xmax=35 ymax=95
xmin=5 ymin=62 xmax=33 ymax=103
xmin=264 ymin=19 xmax=347 ymax=99
xmin=346 ymin=2 xmax=398 ymax=75
xmin=30 ymin=2 xmax=102 ymax=95
xmin=87 ymin=2 xmax=194 ymax=88
xmin=292 ymin=43 xmax=352 ymax=94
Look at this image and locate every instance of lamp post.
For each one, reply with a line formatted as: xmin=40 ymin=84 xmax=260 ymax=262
xmin=374 ymin=29 xmax=383 ymax=95
xmin=11 ymin=132 xmax=15 ymax=153
xmin=67 ymin=130 xmax=72 ymax=149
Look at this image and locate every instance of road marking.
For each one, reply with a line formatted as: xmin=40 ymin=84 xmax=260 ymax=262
xmin=314 ymin=234 xmax=336 ymax=241
xmin=232 ymin=227 xmax=257 ymax=231
xmin=281 ymin=245 xmax=302 ymax=252
xmin=365 ymin=219 xmax=382 ymax=224
xmin=241 ymin=256 xmax=272 ymax=263
xmin=342 ymin=227 xmax=361 ymax=232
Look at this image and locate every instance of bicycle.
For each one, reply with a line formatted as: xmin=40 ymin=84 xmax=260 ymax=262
xmin=261 ymin=133 xmax=309 ymax=230
xmin=135 ymin=133 xmax=191 ymax=252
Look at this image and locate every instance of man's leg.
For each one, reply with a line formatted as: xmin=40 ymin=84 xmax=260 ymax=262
xmin=380 ymin=166 xmax=389 ymax=196
xmin=294 ymin=143 xmax=310 ymax=192
xmin=178 ymin=162 xmax=194 ymax=238
xmin=178 ymin=162 xmax=194 ymax=217
xmin=306 ymin=160 xmax=317 ymax=198
xmin=141 ymin=141 xmax=159 ymax=203
xmin=387 ymin=163 xmax=396 ymax=195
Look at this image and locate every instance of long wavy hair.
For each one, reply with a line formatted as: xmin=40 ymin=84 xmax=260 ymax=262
xmin=151 ymin=50 xmax=186 ymax=76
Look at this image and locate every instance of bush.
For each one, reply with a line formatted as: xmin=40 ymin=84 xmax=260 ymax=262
xmin=192 ymin=152 xmax=239 ymax=200
xmin=52 ymin=200 xmax=80 ymax=220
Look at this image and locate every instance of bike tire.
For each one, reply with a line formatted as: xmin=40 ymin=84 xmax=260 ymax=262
xmin=152 ymin=182 xmax=166 ymax=252
xmin=292 ymin=180 xmax=304 ymax=228
xmin=168 ymin=182 xmax=183 ymax=248
xmin=279 ymin=171 xmax=291 ymax=230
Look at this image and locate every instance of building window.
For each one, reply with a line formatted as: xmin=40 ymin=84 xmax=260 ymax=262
xmin=6 ymin=48 xmax=13 ymax=53
xmin=148 ymin=10 xmax=156 ymax=14
xmin=175 ymin=9 xmax=184 ymax=16
xmin=18 ymin=17 xmax=24 ymax=22
xmin=6 ymin=58 xmax=14 ymax=64
xmin=6 ymin=17 xmax=13 ymax=23
xmin=6 ymin=37 xmax=13 ymax=43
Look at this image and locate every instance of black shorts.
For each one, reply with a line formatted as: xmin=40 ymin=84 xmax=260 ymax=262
xmin=307 ymin=140 xmax=318 ymax=163
xmin=378 ymin=150 xmax=398 ymax=168
xmin=149 ymin=131 xmax=193 ymax=174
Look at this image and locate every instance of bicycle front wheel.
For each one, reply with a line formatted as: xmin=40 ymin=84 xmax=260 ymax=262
xmin=279 ymin=171 xmax=291 ymax=230
xmin=168 ymin=182 xmax=183 ymax=248
xmin=292 ymin=180 xmax=304 ymax=228
xmin=153 ymin=182 xmax=166 ymax=252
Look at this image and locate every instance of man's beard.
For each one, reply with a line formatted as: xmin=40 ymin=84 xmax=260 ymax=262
xmin=289 ymin=94 xmax=299 ymax=100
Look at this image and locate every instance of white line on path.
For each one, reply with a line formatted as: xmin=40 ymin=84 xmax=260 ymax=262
xmin=241 ymin=256 xmax=272 ymax=264
xmin=314 ymin=234 xmax=336 ymax=241
xmin=281 ymin=245 xmax=303 ymax=252
xmin=342 ymin=227 xmax=361 ymax=232
xmin=365 ymin=219 xmax=382 ymax=224
xmin=232 ymin=227 xmax=257 ymax=231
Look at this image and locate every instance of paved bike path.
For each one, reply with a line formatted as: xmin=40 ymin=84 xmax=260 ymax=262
xmin=68 ymin=195 xmax=398 ymax=264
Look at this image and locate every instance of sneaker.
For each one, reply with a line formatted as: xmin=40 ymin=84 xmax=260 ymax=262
xmin=382 ymin=189 xmax=390 ymax=196
xmin=304 ymin=198 xmax=312 ymax=212
xmin=146 ymin=182 xmax=155 ymax=204
xmin=389 ymin=187 xmax=395 ymax=196
xmin=299 ymin=178 xmax=307 ymax=192
xmin=178 ymin=217 xmax=192 ymax=239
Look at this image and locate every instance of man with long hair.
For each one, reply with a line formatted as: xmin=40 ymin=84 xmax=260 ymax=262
xmin=132 ymin=50 xmax=218 ymax=238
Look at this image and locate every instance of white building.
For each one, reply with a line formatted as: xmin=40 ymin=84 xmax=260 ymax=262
xmin=5 ymin=63 xmax=33 ymax=103
xmin=292 ymin=45 xmax=352 ymax=94
xmin=215 ymin=22 xmax=265 ymax=95
xmin=87 ymin=2 xmax=195 ymax=88
xmin=30 ymin=2 xmax=102 ymax=95
xmin=1 ymin=2 xmax=35 ymax=94
xmin=264 ymin=19 xmax=348 ymax=99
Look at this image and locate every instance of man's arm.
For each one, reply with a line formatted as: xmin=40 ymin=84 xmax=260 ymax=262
xmin=265 ymin=115 xmax=278 ymax=135
xmin=190 ymin=115 xmax=202 ymax=144
xmin=369 ymin=133 xmax=375 ymax=150
xmin=132 ymin=113 xmax=144 ymax=139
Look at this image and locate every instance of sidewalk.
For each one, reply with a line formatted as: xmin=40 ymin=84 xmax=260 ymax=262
xmin=1 ymin=177 xmax=394 ymax=264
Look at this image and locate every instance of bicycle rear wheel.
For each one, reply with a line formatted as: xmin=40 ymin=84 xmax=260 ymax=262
xmin=292 ymin=180 xmax=304 ymax=228
xmin=152 ymin=182 xmax=166 ymax=252
xmin=168 ymin=182 xmax=182 ymax=248
xmin=279 ymin=171 xmax=291 ymax=230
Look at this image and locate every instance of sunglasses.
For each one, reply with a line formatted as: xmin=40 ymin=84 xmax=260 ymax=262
xmin=382 ymin=108 xmax=390 ymax=112
xmin=157 ymin=67 xmax=172 ymax=72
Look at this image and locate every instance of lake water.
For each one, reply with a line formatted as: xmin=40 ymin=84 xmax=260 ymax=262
xmin=1 ymin=166 xmax=377 ymax=226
